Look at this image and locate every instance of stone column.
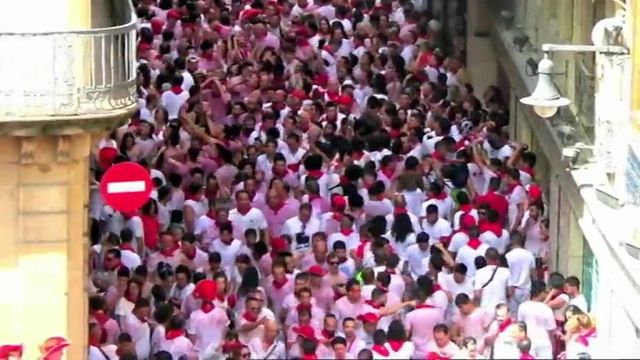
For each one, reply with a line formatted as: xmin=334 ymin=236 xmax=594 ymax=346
xmin=468 ymin=0 xmax=490 ymax=37
xmin=0 ymin=134 xmax=90 ymax=360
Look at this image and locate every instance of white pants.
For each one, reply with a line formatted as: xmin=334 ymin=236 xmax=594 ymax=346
xmin=508 ymin=287 xmax=530 ymax=314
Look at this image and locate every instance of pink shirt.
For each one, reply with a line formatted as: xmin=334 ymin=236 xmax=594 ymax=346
xmin=311 ymin=284 xmax=336 ymax=313
xmin=333 ymin=297 xmax=374 ymax=322
xmin=265 ymin=276 xmax=294 ymax=316
xmin=363 ymin=198 xmax=393 ymax=217
xmin=255 ymin=33 xmax=281 ymax=50
xmin=405 ymin=307 xmax=444 ymax=358
xmin=452 ymin=307 xmax=493 ymax=341
xmin=261 ymin=200 xmax=299 ymax=238
xmin=146 ymin=251 xmax=182 ymax=275
xmin=187 ymin=307 xmax=230 ymax=351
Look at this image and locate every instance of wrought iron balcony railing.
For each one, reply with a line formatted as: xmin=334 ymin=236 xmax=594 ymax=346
xmin=0 ymin=0 xmax=137 ymax=119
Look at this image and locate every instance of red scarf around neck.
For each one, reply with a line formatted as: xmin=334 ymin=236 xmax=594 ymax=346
xmin=243 ymin=311 xmax=259 ymax=322
xmin=272 ymin=167 xmax=288 ymax=178
xmin=393 ymin=207 xmax=407 ymax=214
xmin=498 ymin=318 xmax=514 ymax=333
xmin=91 ymin=310 xmax=110 ymax=326
xmin=160 ymin=244 xmax=180 ymax=257
xmin=519 ymin=353 xmax=536 ymax=360
xmin=296 ymin=303 xmax=312 ymax=313
xmin=380 ymin=167 xmax=394 ymax=179
xmin=201 ymin=301 xmax=215 ymax=314
xmin=268 ymin=201 xmax=286 ymax=214
xmin=480 ymin=222 xmax=503 ymax=238
xmin=371 ymin=344 xmax=390 ymax=357
xmin=321 ymin=329 xmax=335 ymax=340
xmin=428 ymin=192 xmax=448 ymax=201
xmin=415 ymin=303 xmax=435 ymax=309
xmin=272 ymin=277 xmax=288 ymax=289
xmin=237 ymin=205 xmax=252 ymax=216
xmin=505 ymin=182 xmax=522 ymax=196
xmin=340 ymin=228 xmax=353 ymax=236
xmin=467 ymin=238 xmax=483 ymax=250
xmin=459 ymin=204 xmax=474 ymax=213
xmin=171 ymin=85 xmax=183 ymax=95
xmin=365 ymin=299 xmax=383 ymax=309
xmin=301 ymin=354 xmax=318 ymax=360
xmin=119 ymin=243 xmax=136 ymax=252
xmin=307 ymin=169 xmax=324 ymax=178
xmin=355 ymin=239 xmax=370 ymax=259
xmin=387 ymin=340 xmax=405 ymax=352
xmin=576 ymin=327 xmax=596 ymax=346
xmin=165 ymin=329 xmax=184 ymax=340
xmin=89 ymin=337 xmax=101 ymax=347
xmin=332 ymin=211 xmax=344 ymax=222
xmin=426 ymin=352 xmax=451 ymax=360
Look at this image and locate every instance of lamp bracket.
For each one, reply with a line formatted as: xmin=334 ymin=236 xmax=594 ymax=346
xmin=541 ymin=43 xmax=629 ymax=55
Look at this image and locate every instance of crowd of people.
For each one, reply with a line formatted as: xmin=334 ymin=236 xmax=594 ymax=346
xmin=87 ymin=0 xmax=597 ymax=359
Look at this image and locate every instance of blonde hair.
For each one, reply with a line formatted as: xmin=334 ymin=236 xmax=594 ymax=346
xmin=565 ymin=313 xmax=595 ymax=335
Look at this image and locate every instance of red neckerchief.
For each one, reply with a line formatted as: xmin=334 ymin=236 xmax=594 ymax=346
xmin=201 ymin=301 xmax=215 ymax=314
xmin=385 ymin=268 xmax=396 ymax=274
xmin=432 ymin=150 xmax=447 ymax=162
xmin=355 ymin=239 xmax=370 ymax=258
xmin=459 ymin=204 xmax=474 ymax=213
xmin=381 ymin=167 xmax=394 ymax=179
xmin=427 ymin=192 xmax=448 ymax=201
xmin=105 ymin=259 xmax=123 ymax=271
xmin=498 ymin=318 xmax=514 ymax=333
xmin=505 ymin=182 xmax=523 ymax=196
xmin=519 ymin=353 xmax=536 ymax=360
xmin=287 ymin=162 xmax=301 ymax=172
xmin=389 ymin=129 xmax=402 ymax=139
xmin=307 ymin=170 xmax=324 ymax=178
xmin=91 ymin=310 xmax=110 ymax=326
xmin=326 ymin=90 xmax=340 ymax=102
xmin=427 ymin=352 xmax=451 ymax=360
xmin=387 ymin=340 xmax=405 ymax=352
xmin=165 ymin=329 xmax=184 ymax=340
xmin=432 ymin=284 xmax=443 ymax=293
xmin=296 ymin=302 xmax=312 ymax=313
xmin=393 ymin=207 xmax=408 ymax=214
xmin=480 ymin=222 xmax=503 ymax=237
xmin=467 ymin=238 xmax=482 ymax=250
xmin=89 ymin=338 xmax=101 ymax=347
xmin=160 ymin=244 xmax=180 ymax=257
xmin=363 ymin=180 xmax=374 ymax=190
xmin=301 ymin=354 xmax=318 ymax=360
xmin=372 ymin=344 xmax=390 ymax=357
xmin=243 ymin=311 xmax=259 ymax=322
xmin=576 ymin=327 xmax=596 ymax=346
xmin=171 ymin=85 xmax=183 ymax=95
xmin=321 ymin=329 xmax=335 ymax=340
xmin=340 ymin=228 xmax=353 ymax=236
xmin=272 ymin=277 xmax=288 ymax=289
xmin=202 ymin=52 xmax=214 ymax=61
xmin=119 ymin=243 xmax=136 ymax=252
xmin=374 ymin=194 xmax=385 ymax=201
xmin=332 ymin=211 xmax=344 ymax=222
xmin=237 ymin=205 xmax=252 ymax=216
xmin=365 ymin=299 xmax=382 ymax=309
xmin=124 ymin=293 xmax=138 ymax=303
xmin=415 ymin=303 xmax=435 ymax=309
xmin=352 ymin=151 xmax=365 ymax=161
xmin=185 ymin=192 xmax=201 ymax=202
xmin=268 ymin=201 xmax=286 ymax=214
xmin=308 ymin=194 xmax=321 ymax=202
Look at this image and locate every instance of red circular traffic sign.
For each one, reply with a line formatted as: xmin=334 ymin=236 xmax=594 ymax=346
xmin=99 ymin=162 xmax=153 ymax=213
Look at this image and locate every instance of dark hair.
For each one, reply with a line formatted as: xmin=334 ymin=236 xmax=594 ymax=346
xmin=153 ymin=302 xmax=175 ymax=324
xmin=454 ymin=293 xmax=472 ymax=307
xmin=386 ymin=320 xmax=406 ymax=341
xmin=565 ymin=276 xmax=581 ymax=289
xmin=391 ymin=213 xmax=412 ymax=243
xmin=238 ymin=265 xmax=260 ymax=296
xmin=433 ymin=323 xmax=449 ymax=335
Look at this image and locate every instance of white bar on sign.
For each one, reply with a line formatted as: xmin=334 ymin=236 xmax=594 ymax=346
xmin=107 ymin=180 xmax=146 ymax=194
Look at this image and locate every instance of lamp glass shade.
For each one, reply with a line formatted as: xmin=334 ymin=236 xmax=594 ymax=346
xmin=533 ymin=105 xmax=559 ymax=118
xmin=519 ymin=55 xmax=571 ymax=117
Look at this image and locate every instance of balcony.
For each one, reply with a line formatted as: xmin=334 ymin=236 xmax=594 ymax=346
xmin=0 ymin=0 xmax=137 ymax=130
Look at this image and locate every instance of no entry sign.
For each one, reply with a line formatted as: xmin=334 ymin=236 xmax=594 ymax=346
xmin=99 ymin=162 xmax=153 ymax=213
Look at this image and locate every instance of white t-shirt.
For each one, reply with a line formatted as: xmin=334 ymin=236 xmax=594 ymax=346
xmin=455 ymin=243 xmax=490 ymax=277
xmin=505 ymin=247 xmax=536 ymax=290
xmin=473 ymin=265 xmax=510 ymax=311
xmin=517 ymin=300 xmax=556 ymax=348
xmin=421 ymin=218 xmax=452 ymax=245
xmin=228 ymin=207 xmax=268 ymax=241
xmin=569 ymin=294 xmax=589 ymax=313
xmin=282 ymin=216 xmax=321 ymax=252
xmin=160 ymin=89 xmax=189 ymax=120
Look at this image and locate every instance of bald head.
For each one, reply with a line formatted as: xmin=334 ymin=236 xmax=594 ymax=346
xmin=263 ymin=319 xmax=279 ymax=341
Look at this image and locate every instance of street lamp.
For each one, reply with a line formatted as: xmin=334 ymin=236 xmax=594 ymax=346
xmin=519 ymin=53 xmax=571 ymax=118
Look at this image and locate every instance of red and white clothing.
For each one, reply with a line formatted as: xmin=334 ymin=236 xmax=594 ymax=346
xmin=122 ymin=314 xmax=151 ymax=360
xmin=405 ymin=305 xmax=444 ymax=358
xmin=247 ymin=338 xmax=287 ymax=359
xmin=425 ymin=340 xmax=460 ymax=359
xmin=422 ymin=218 xmax=453 ymax=245
xmin=158 ymin=331 xmax=195 ymax=360
xmin=228 ymin=207 xmax=268 ymax=241
xmin=455 ymin=241 xmax=490 ymax=277
xmin=384 ymin=340 xmax=415 ymax=359
xmin=187 ymin=306 xmax=230 ymax=351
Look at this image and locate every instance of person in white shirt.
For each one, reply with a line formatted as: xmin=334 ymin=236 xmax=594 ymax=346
xmin=282 ymin=203 xmax=321 ymax=252
xmin=564 ymin=276 xmax=589 ymax=313
xmin=517 ymin=281 xmax=556 ymax=359
xmin=422 ymin=181 xmax=455 ymax=221
xmin=228 ymin=190 xmax=269 ymax=242
xmin=405 ymin=232 xmax=431 ymax=279
xmin=122 ymin=298 xmax=151 ymax=360
xmin=119 ymin=228 xmax=142 ymax=270
xmin=209 ymin=222 xmax=251 ymax=273
xmin=455 ymin=227 xmax=490 ymax=277
xmin=160 ymin=74 xmax=189 ymax=120
xmin=474 ymin=248 xmax=510 ymax=311
xmin=421 ymin=204 xmax=453 ymax=245
xmin=505 ymin=233 xmax=536 ymax=314
xmin=168 ymin=265 xmax=196 ymax=309
xmin=425 ymin=324 xmax=460 ymax=359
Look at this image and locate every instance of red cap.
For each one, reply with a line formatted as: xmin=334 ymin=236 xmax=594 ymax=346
xmin=357 ymin=312 xmax=380 ymax=324
xmin=528 ymin=184 xmax=542 ymax=201
xmin=192 ymin=279 xmax=217 ymax=302
xmin=0 ymin=345 xmax=23 ymax=359
xmin=271 ymin=237 xmax=289 ymax=253
xmin=151 ymin=17 xmax=165 ymax=35
xmin=293 ymin=325 xmax=317 ymax=341
xmin=460 ymin=214 xmax=477 ymax=229
xmin=240 ymin=8 xmax=262 ymax=22
xmin=295 ymin=26 xmax=312 ymax=39
xmin=336 ymin=94 xmax=353 ymax=107
xmin=308 ymin=265 xmax=327 ymax=277
xmin=40 ymin=337 xmax=70 ymax=358
xmin=167 ymin=9 xmax=182 ymax=20
xmin=313 ymin=73 xmax=329 ymax=88
xmin=330 ymin=195 xmax=347 ymax=211
xmin=98 ymin=146 xmax=118 ymax=170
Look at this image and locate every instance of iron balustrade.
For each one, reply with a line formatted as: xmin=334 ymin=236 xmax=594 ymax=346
xmin=0 ymin=0 xmax=137 ymax=119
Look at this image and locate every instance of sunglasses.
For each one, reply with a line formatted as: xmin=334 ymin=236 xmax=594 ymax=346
xmin=328 ymin=261 xmax=338 ymax=265
xmin=250 ymin=307 xmax=260 ymax=312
